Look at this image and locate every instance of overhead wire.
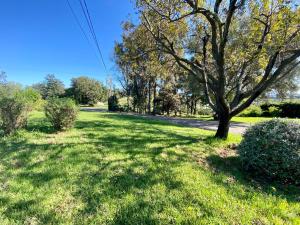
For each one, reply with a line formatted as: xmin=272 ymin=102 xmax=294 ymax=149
xmin=78 ymin=0 xmax=108 ymax=72
xmin=66 ymin=0 xmax=91 ymax=46
xmin=66 ymin=0 xmax=108 ymax=72
xmin=66 ymin=0 xmax=104 ymax=64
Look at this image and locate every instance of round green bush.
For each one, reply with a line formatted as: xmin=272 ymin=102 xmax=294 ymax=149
xmin=0 ymin=86 xmax=41 ymax=135
xmin=45 ymin=98 xmax=78 ymax=131
xmin=238 ymin=119 xmax=300 ymax=184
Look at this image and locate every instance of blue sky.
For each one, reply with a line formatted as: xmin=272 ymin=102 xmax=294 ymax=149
xmin=0 ymin=0 xmax=137 ymax=87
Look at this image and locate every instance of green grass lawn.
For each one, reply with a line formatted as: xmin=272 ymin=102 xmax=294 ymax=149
xmin=0 ymin=111 xmax=299 ymax=224
xmin=183 ymin=114 xmax=300 ymax=124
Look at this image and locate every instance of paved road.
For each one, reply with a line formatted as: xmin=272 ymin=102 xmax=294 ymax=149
xmin=81 ymin=108 xmax=250 ymax=135
xmin=129 ymin=114 xmax=250 ymax=135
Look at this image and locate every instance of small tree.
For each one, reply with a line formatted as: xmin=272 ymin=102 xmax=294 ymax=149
xmin=45 ymin=98 xmax=78 ymax=131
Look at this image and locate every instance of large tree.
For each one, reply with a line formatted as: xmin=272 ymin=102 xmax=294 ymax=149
xmin=136 ymin=0 xmax=300 ymax=138
xmin=70 ymin=76 xmax=107 ymax=105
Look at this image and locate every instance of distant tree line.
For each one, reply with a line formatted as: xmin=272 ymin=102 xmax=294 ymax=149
xmin=0 ymin=72 xmax=108 ymax=135
xmin=31 ymin=74 xmax=108 ymax=105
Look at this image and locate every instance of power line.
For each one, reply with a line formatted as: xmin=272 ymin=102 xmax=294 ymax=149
xmin=66 ymin=0 xmax=102 ymax=63
xmin=78 ymin=0 xmax=108 ymax=72
xmin=82 ymin=0 xmax=108 ymax=72
xmin=66 ymin=0 xmax=89 ymax=45
xmin=83 ymin=0 xmax=107 ymax=72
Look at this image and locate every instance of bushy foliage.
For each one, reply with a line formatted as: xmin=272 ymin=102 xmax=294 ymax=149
xmin=155 ymin=89 xmax=181 ymax=115
xmin=238 ymin=119 xmax=300 ymax=184
xmin=197 ymin=104 xmax=213 ymax=116
xmin=108 ymin=95 xmax=119 ymax=112
xmin=238 ymin=105 xmax=262 ymax=117
xmin=260 ymin=102 xmax=280 ymax=117
xmin=260 ymin=102 xmax=300 ymax=118
xmin=70 ymin=76 xmax=107 ymax=106
xmin=0 ymin=85 xmax=41 ymax=135
xmin=280 ymin=102 xmax=300 ymax=118
xmin=268 ymin=106 xmax=281 ymax=117
xmin=239 ymin=102 xmax=300 ymax=118
xmin=45 ymin=98 xmax=78 ymax=131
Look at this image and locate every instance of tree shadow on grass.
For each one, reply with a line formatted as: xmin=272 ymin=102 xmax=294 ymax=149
xmin=1 ymin=112 xmax=299 ymax=223
xmin=206 ymin=154 xmax=300 ymax=203
xmin=2 ymin=197 xmax=62 ymax=224
xmin=72 ymin=147 xmax=188 ymax=223
xmin=26 ymin=118 xmax=55 ymax=134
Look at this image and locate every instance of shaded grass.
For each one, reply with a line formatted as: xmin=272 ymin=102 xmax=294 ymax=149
xmin=0 ymin=111 xmax=299 ymax=224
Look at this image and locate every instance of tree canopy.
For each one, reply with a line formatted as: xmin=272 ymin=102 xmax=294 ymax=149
xmin=70 ymin=76 xmax=107 ymax=106
xmin=32 ymin=74 xmax=65 ymax=99
xmin=114 ymin=0 xmax=300 ymax=138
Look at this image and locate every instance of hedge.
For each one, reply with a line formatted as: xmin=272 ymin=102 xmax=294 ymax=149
xmin=260 ymin=102 xmax=300 ymax=118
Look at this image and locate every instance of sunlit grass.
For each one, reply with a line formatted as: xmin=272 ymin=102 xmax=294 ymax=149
xmin=0 ymin=111 xmax=298 ymax=224
xmin=182 ymin=114 xmax=300 ymax=124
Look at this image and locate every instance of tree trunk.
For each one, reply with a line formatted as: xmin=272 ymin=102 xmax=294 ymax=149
xmin=186 ymin=101 xmax=189 ymax=115
xmin=147 ymin=81 xmax=151 ymax=114
xmin=152 ymin=82 xmax=157 ymax=115
xmin=215 ymin=114 xmax=231 ymax=139
xmin=193 ymin=100 xmax=197 ymax=115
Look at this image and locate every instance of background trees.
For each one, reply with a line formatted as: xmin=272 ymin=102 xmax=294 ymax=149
xmin=70 ymin=76 xmax=107 ymax=106
xmin=31 ymin=74 xmax=108 ymax=106
xmin=32 ymin=74 xmax=65 ymax=99
xmin=114 ymin=21 xmax=197 ymax=115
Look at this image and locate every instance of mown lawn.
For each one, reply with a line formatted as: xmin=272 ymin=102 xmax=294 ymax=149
xmin=0 ymin=111 xmax=299 ymax=224
xmin=184 ymin=115 xmax=300 ymax=124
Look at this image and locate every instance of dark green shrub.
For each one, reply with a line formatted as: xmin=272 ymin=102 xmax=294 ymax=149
xmin=260 ymin=102 xmax=280 ymax=117
xmin=0 ymin=87 xmax=41 ymax=135
xmin=45 ymin=98 xmax=78 ymax=131
xmin=238 ymin=119 xmax=300 ymax=184
xmin=108 ymin=95 xmax=119 ymax=112
xmin=280 ymin=102 xmax=300 ymax=118
xmin=260 ymin=102 xmax=276 ymax=113
xmin=238 ymin=105 xmax=262 ymax=117
xmin=268 ymin=106 xmax=281 ymax=117
xmin=260 ymin=102 xmax=300 ymax=118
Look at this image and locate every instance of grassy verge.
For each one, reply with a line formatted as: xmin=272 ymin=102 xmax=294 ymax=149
xmin=181 ymin=114 xmax=300 ymax=124
xmin=0 ymin=111 xmax=299 ymax=224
